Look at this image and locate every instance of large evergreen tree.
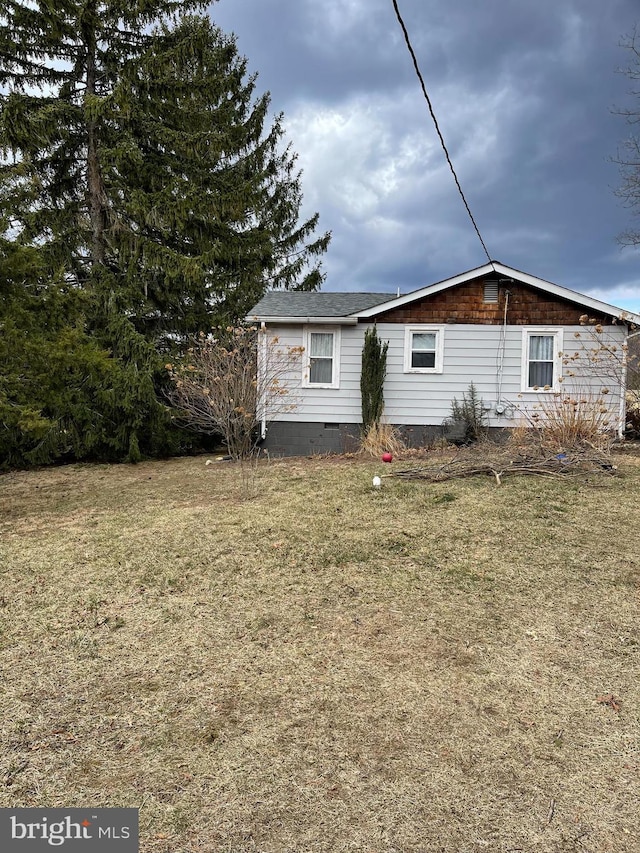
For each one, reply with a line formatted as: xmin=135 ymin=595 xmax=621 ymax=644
xmin=107 ymin=14 xmax=330 ymax=342
xmin=0 ymin=227 xmax=177 ymax=468
xmin=0 ymin=2 xmax=329 ymax=465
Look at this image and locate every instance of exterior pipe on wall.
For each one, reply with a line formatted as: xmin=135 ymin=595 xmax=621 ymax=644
xmin=260 ymin=322 xmax=267 ymax=440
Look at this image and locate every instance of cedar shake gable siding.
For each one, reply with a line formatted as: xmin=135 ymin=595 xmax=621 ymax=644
xmin=370 ymin=276 xmax=612 ymax=326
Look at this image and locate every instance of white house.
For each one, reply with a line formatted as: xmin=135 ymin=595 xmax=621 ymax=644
xmin=246 ymin=262 xmax=640 ymax=455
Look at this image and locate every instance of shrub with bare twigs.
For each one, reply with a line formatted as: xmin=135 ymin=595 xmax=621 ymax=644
xmin=626 ymin=389 xmax=640 ymax=436
xmin=165 ymin=327 xmax=303 ymax=461
xmin=518 ymin=390 xmax=616 ymax=453
xmin=514 ymin=317 xmax=639 ymax=449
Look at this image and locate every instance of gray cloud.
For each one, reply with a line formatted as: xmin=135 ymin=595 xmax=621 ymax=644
xmin=210 ymin=0 xmax=640 ymax=310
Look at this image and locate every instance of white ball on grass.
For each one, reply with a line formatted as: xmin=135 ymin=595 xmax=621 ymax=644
xmin=372 ymin=476 xmax=382 ymax=488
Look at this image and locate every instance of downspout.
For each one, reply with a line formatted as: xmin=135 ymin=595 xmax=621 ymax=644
xmin=619 ymin=328 xmax=640 ymax=439
xmin=495 ymin=287 xmax=510 ymax=414
xmin=260 ymin=322 xmax=268 ymax=440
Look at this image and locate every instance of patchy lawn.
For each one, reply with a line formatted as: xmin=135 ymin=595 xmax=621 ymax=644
xmin=1 ymin=451 xmax=639 ymax=852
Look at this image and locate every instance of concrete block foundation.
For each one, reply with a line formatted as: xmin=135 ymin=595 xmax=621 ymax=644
xmin=260 ymin=422 xmax=463 ymax=456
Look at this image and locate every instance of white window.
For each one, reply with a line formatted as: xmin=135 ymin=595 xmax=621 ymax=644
xmin=303 ymin=327 xmax=340 ymax=388
xmin=404 ymin=326 xmax=444 ymax=373
xmin=522 ymin=328 xmax=563 ymax=391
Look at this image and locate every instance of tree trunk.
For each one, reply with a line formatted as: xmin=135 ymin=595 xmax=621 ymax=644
xmin=84 ymin=10 xmax=106 ymax=267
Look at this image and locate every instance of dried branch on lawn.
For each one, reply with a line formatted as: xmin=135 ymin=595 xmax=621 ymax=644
xmin=385 ymin=444 xmax=618 ymax=485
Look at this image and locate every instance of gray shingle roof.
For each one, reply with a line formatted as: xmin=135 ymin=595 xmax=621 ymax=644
xmin=247 ymin=291 xmax=393 ymax=319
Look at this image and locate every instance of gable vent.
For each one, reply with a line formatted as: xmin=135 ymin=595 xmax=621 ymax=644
xmin=483 ymin=281 xmax=499 ymax=303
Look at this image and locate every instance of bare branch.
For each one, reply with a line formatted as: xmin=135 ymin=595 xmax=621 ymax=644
xmin=165 ymin=326 xmax=303 ymax=460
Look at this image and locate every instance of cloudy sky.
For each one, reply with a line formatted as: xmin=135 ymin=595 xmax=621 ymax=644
xmin=209 ymin=0 xmax=640 ymax=312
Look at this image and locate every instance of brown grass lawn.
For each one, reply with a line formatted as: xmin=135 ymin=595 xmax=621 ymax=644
xmin=1 ymin=450 xmax=639 ymax=852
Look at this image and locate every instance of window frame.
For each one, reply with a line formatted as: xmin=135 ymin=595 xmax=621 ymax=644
xmin=302 ymin=326 xmax=341 ymax=389
xmin=521 ymin=327 xmax=563 ymax=392
xmin=403 ymin=325 xmax=445 ymax=374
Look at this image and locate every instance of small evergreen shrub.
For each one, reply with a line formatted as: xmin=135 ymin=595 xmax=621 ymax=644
xmin=446 ymin=383 xmax=487 ymax=443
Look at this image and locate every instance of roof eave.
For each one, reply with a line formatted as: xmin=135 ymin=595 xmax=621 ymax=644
xmin=352 ymin=261 xmax=640 ymax=325
xmin=352 ymin=263 xmax=497 ymax=317
xmin=245 ymin=314 xmax=359 ymax=325
xmin=491 ymin=264 xmax=640 ymax=325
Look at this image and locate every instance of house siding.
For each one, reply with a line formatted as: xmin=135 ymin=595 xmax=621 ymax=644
xmin=260 ymin=322 xmax=626 ymax=453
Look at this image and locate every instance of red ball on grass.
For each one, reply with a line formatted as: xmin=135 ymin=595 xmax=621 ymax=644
xmin=381 ymin=452 xmax=393 ymax=463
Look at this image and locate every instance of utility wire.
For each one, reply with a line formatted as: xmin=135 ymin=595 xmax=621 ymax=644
xmin=391 ymin=0 xmax=493 ymax=265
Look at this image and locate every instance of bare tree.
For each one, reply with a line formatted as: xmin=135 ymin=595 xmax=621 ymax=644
xmin=166 ymin=327 xmax=303 ymax=460
xmin=569 ymin=316 xmax=639 ymax=386
xmin=613 ymin=26 xmax=640 ymax=247
xmin=558 ymin=316 xmax=640 ymax=437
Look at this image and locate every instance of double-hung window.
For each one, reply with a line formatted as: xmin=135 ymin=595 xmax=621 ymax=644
xmin=522 ymin=328 xmax=563 ymax=391
xmin=303 ymin=327 xmax=340 ymax=388
xmin=404 ymin=326 xmax=444 ymax=373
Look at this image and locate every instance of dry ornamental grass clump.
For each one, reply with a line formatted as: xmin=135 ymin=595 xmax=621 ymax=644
xmin=359 ymin=421 xmax=406 ymax=458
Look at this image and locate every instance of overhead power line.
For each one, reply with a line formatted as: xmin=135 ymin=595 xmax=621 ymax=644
xmin=391 ymin=0 xmax=493 ymax=265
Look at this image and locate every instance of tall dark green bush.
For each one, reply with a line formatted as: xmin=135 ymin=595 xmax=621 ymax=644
xmin=360 ymin=325 xmax=389 ymax=432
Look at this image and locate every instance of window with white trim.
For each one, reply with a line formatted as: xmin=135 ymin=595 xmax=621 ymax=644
xmin=522 ymin=329 xmax=563 ymax=391
xmin=404 ymin=326 xmax=444 ymax=373
xmin=303 ymin=327 xmax=340 ymax=388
